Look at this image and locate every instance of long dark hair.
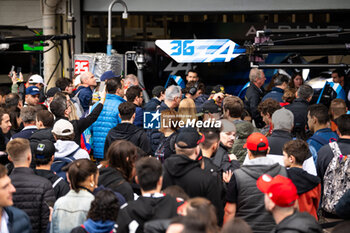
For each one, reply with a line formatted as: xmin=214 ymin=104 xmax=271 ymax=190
xmin=87 ymin=189 xmax=120 ymax=222
xmin=106 ymin=140 xmax=137 ymax=181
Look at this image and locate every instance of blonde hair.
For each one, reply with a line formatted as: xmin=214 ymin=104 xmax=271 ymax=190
xmin=178 ymin=98 xmax=197 ymax=123
xmin=6 ymin=138 xmax=30 ymax=163
xmin=159 ymin=109 xmax=179 ymax=134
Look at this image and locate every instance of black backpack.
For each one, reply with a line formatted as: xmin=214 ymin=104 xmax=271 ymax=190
xmin=51 ymin=148 xmax=79 ymax=180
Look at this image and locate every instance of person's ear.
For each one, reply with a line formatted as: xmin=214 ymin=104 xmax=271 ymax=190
xmin=135 ymin=176 xmax=139 ymax=185
xmin=289 ymin=155 xmax=295 ymax=164
xmin=7 ymin=155 xmax=13 ymax=162
xmin=267 ymin=146 xmax=270 ymax=154
xmin=158 ymin=176 xmax=163 ymax=187
xmin=132 ymin=113 xmax=136 ymax=119
xmin=50 ymin=155 xmax=55 ymax=163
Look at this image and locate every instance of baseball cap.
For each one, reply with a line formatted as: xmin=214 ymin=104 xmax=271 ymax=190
xmin=175 ymin=127 xmax=205 ymax=149
xmin=257 ymin=174 xmax=299 ymax=207
xmin=28 ymin=74 xmax=44 ymax=85
xmin=100 ymin=71 xmax=118 ymax=81
xmin=52 ymin=119 xmax=74 ymax=136
xmin=26 ymin=86 xmax=40 ymax=96
xmin=243 ymin=132 xmax=268 ymax=152
xmin=211 ymin=85 xmax=225 ymax=94
xmin=202 ymin=100 xmax=222 ymax=114
xmin=33 ymin=140 xmax=55 ymax=159
xmin=46 ymin=87 xmax=61 ymax=98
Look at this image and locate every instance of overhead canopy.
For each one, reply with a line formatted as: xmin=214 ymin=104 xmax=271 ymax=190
xmin=84 ymin=0 xmax=350 ymax=12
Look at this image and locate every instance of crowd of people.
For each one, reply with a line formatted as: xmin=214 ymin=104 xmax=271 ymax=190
xmin=0 ymin=68 xmax=349 ymax=233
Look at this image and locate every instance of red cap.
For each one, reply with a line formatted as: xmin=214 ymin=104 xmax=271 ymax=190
xmin=256 ymin=174 xmax=298 ymax=207
xmin=243 ymin=132 xmax=268 ymax=151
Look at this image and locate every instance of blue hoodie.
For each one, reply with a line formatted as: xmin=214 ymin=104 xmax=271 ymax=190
xmin=83 ymin=219 xmax=115 ymax=233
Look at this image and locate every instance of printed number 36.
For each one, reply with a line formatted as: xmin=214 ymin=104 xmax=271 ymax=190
xmin=170 ymin=40 xmax=194 ymax=56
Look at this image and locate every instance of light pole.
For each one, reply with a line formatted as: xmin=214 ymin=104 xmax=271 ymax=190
xmin=107 ymin=0 xmax=128 ymax=56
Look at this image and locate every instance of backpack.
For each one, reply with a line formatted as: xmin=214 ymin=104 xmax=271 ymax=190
xmin=321 ymin=141 xmax=350 ymax=214
xmin=154 ymin=133 xmax=176 ymax=163
xmin=71 ymin=90 xmax=84 ymax=118
xmin=51 ymin=148 xmax=80 ymax=180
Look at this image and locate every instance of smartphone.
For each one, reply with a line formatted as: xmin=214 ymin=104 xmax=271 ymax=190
xmin=10 ymin=65 xmax=15 ymax=77
xmin=16 ymin=67 xmax=22 ymax=81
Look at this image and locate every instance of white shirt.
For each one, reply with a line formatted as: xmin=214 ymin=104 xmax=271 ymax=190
xmin=0 ymin=209 xmax=9 ymax=233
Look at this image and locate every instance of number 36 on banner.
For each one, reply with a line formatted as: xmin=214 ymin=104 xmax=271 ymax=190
xmin=155 ymin=39 xmax=246 ymax=63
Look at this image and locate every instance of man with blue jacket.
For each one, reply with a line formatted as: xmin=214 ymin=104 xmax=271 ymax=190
xmin=90 ymin=76 xmax=126 ymax=160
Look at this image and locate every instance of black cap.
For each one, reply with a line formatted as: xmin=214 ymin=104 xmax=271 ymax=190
xmin=33 ymin=140 xmax=55 ymax=159
xmin=46 ymin=87 xmax=61 ymax=98
xmin=211 ymin=85 xmax=225 ymax=94
xmin=175 ymin=127 xmax=205 ymax=149
xmin=201 ymin=100 xmax=222 ymax=114
xmin=152 ymin=86 xmax=166 ymax=98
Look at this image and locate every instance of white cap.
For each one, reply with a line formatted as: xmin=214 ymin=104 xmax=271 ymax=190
xmin=52 ymin=119 xmax=74 ymax=136
xmin=74 ymin=75 xmax=81 ymax=86
xmin=28 ymin=74 xmax=45 ymax=85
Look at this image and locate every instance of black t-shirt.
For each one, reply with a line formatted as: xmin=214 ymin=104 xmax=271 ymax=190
xmin=226 ymin=173 xmax=238 ymax=203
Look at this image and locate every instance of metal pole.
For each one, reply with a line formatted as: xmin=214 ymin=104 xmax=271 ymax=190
xmin=107 ymin=0 xmax=128 ymax=56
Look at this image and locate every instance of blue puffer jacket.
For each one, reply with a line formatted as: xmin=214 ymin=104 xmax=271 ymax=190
xmin=90 ymin=94 xmax=126 ymax=159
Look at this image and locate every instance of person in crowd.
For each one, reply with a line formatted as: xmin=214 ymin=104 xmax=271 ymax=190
xmin=221 ymin=218 xmax=253 ymax=233
xmin=98 ymin=140 xmax=136 ymax=201
xmin=75 ymin=72 xmax=97 ymax=112
xmin=307 ymin=104 xmax=338 ymax=163
xmin=280 ymin=88 xmax=296 ymax=107
xmin=257 ymin=174 xmax=322 ymax=233
xmin=162 ymin=127 xmax=224 ymax=224
xmin=90 ymin=77 xmax=125 ymax=160
xmin=5 ymin=93 xmax=23 ymax=110
xmin=104 ymin=102 xmax=151 ymax=155
xmin=332 ymin=69 xmax=350 ymax=104
xmin=50 ymin=159 xmax=98 ymax=233
xmin=267 ymin=108 xmax=294 ymax=156
xmin=283 ymin=140 xmax=321 ymax=219
xmin=183 ymin=81 xmax=204 ymax=101
xmin=28 ymin=74 xmax=46 ymax=103
xmin=11 ymin=106 xmax=37 ymax=139
xmin=178 ymin=98 xmax=197 ymax=124
xmin=257 ymin=99 xmax=281 ymax=136
xmin=335 ymin=189 xmax=350 ymax=219
xmin=7 ymin=138 xmax=55 ymax=233
xmin=24 ymin=86 xmax=40 ymax=107
xmin=212 ymin=119 xmax=240 ymax=172
xmin=289 ymin=72 xmax=304 ymax=89
xmin=262 ymin=73 xmax=289 ymax=103
xmin=117 ymin=157 xmax=180 ymax=233
xmin=70 ymin=189 xmax=120 ymax=233
xmin=30 ymin=109 xmax=55 ymax=143
xmin=224 ymin=132 xmax=287 ymax=233
xmin=285 ymin=84 xmax=314 ymax=139
xmin=33 ymin=140 xmax=70 ymax=199
xmin=126 ymin=85 xmax=144 ymax=127
xmin=153 ymin=109 xmax=179 ymax=161
xmin=45 ymin=87 xmax=61 ymax=107
xmin=186 ymin=70 xmax=199 ymax=83
xmin=0 ymin=108 xmax=12 ymax=156
xmin=144 ymin=85 xmax=165 ymax=112
xmin=244 ymin=68 xmax=266 ymax=128
xmin=329 ymin=98 xmax=347 ymax=132
xmin=223 ymin=96 xmax=256 ymax=163
xmin=0 ymin=164 xmax=32 ymax=233
xmin=50 ymin=91 xmax=104 ymax=146
xmin=124 ymin=74 xmax=139 ymax=91
xmin=241 ymin=109 xmax=252 ymax=122
xmin=56 ymin=78 xmax=74 ymax=95
xmin=201 ymin=100 xmax=222 ymax=121
xmin=184 ymin=197 xmax=220 ymax=233
xmin=316 ymin=114 xmax=350 ymax=218
xmin=166 ymin=216 xmax=206 ymax=233
xmin=199 ymin=127 xmax=221 ymax=177
xmin=0 ymin=86 xmax=10 ymax=105
xmin=52 ymin=119 xmax=90 ymax=161
xmin=158 ymin=85 xmax=182 ymax=112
